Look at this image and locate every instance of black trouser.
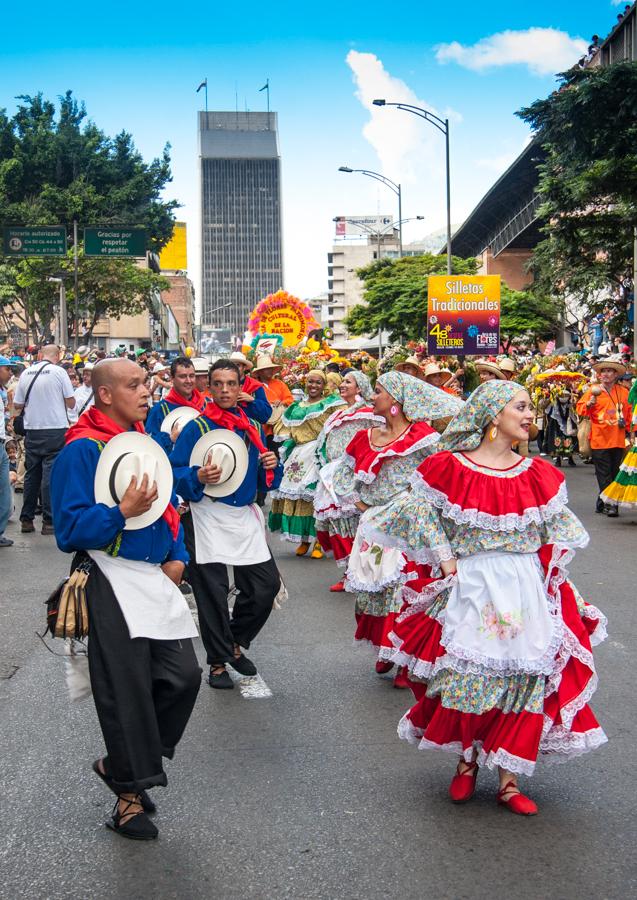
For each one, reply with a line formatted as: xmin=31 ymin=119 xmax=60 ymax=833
xmin=21 ymin=428 xmax=66 ymax=524
xmin=183 ymin=512 xmax=280 ymax=666
xmin=591 ymin=447 xmax=625 ymax=508
xmin=85 ymin=561 xmax=201 ymax=793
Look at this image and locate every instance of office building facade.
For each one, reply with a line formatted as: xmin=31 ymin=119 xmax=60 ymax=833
xmin=199 ymin=111 xmax=283 ymax=339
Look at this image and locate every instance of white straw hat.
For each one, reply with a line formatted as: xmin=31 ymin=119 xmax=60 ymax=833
xmin=160 ymin=406 xmax=201 ymax=435
xmin=191 ymin=357 xmax=211 ymax=375
xmin=94 ymin=432 xmax=173 ymax=530
xmin=475 ymin=360 xmax=506 ymax=380
xmin=228 ymin=351 xmax=253 ymax=371
xmin=189 ymin=428 xmax=249 ymax=498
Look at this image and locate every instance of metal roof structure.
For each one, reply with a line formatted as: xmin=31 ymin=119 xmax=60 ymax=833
xmin=447 ymin=140 xmax=545 ymax=259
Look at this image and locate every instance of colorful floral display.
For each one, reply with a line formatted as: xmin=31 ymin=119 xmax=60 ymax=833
xmin=247 ymin=291 xmax=320 ymax=348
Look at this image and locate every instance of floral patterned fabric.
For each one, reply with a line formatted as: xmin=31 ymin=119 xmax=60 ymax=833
xmin=366 ymin=449 xmax=607 ymax=774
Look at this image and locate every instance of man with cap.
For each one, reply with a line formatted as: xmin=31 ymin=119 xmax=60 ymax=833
xmin=498 ymin=357 xmax=518 ymax=381
xmin=394 ymin=356 xmax=424 ymax=379
xmin=74 ymin=362 xmax=95 ymax=417
xmin=145 ymin=355 xmax=207 ymax=454
xmin=171 ymin=359 xmax=282 ymax=689
xmin=134 ymin=348 xmax=149 ymax=370
xmin=577 ymin=358 xmax=632 ymax=516
xmin=191 ymin=357 xmax=212 ymax=397
xmin=422 ymin=362 xmax=461 ymax=396
xmin=475 ymin=360 xmax=506 ymax=383
xmin=0 ymin=354 xmax=14 ymax=547
xmin=229 ymin=351 xmax=272 ymax=425
xmin=50 ymin=358 xmax=200 ymax=841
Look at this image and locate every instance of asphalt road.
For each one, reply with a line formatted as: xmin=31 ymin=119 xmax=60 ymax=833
xmin=0 ymin=460 xmax=635 ymax=900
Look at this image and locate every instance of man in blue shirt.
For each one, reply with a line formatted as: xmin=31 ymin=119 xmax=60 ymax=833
xmin=171 ymin=359 xmax=282 ymax=689
xmin=229 ymin=351 xmax=272 ymax=425
xmin=50 ymin=358 xmax=200 ymax=841
xmin=145 ymin=355 xmax=205 ymax=454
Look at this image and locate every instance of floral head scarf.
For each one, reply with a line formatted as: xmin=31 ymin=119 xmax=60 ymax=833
xmin=348 ymin=369 xmax=373 ymax=400
xmin=439 ymin=380 xmax=525 ymax=452
xmin=378 ymin=371 xmax=464 ymax=423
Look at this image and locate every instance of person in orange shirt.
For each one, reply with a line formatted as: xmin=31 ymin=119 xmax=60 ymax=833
xmin=576 ymin=359 xmax=632 ymax=516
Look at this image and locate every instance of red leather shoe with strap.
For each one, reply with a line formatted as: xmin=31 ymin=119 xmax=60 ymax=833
xmin=329 ymin=581 xmax=345 ymax=592
xmin=449 ymin=760 xmax=479 ymax=803
xmin=497 ymin=780 xmax=538 ymax=816
xmin=375 ymin=660 xmax=394 ymax=674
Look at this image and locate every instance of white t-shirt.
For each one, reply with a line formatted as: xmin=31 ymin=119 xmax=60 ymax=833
xmin=14 ymin=362 xmax=75 ymax=430
xmin=0 ymin=392 xmax=6 ymax=441
xmin=74 ymin=383 xmax=94 ymax=415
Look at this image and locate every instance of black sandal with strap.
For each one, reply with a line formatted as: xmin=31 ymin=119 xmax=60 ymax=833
xmin=106 ymin=795 xmax=158 ymax=841
xmin=92 ymin=759 xmax=157 ymax=814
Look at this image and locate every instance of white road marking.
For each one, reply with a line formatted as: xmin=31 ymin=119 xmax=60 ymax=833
xmin=227 ymin=669 xmax=273 ymax=699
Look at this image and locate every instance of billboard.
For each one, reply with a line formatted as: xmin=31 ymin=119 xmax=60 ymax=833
xmin=159 ymin=222 xmax=188 ymax=270
xmin=335 ymin=215 xmax=393 ymax=237
xmin=427 ymin=275 xmax=501 ymax=356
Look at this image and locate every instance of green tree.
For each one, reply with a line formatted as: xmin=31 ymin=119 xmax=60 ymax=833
xmin=344 ymin=254 xmax=478 ymax=342
xmin=0 ymin=92 xmax=177 ymax=340
xmin=517 ymin=62 xmax=637 ymax=336
xmin=499 ymin=284 xmax=561 ymax=352
xmin=344 ymin=253 xmax=558 ymax=349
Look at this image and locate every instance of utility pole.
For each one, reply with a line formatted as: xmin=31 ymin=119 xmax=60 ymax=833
xmin=73 ymin=220 xmax=79 ymax=350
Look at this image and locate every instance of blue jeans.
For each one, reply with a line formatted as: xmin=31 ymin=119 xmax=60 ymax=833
xmin=0 ymin=443 xmax=11 ymax=537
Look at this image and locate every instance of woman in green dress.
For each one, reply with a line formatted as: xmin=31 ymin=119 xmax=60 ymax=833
xmin=269 ymin=369 xmax=345 ymax=558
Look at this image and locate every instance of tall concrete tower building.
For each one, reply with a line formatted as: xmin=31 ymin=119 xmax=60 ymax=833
xmin=198 ymin=111 xmax=283 ymax=339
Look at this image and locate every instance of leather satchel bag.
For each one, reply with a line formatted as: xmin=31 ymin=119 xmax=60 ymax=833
xmin=45 ymin=557 xmax=92 ymax=640
xmin=577 ymin=416 xmax=592 ymax=458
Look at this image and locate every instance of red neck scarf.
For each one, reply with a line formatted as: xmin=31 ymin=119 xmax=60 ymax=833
xmin=164 ymin=387 xmax=206 ymax=411
xmin=240 ymin=375 xmax=262 ymax=396
xmin=201 ymin=400 xmax=274 ymax=486
xmin=65 ymin=407 xmax=181 ymax=539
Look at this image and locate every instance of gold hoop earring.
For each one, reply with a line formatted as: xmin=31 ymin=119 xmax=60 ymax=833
xmin=488 ymin=426 xmax=498 ymax=442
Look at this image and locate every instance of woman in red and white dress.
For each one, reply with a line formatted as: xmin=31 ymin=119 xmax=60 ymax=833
xmin=332 ymin=372 xmax=463 ymax=676
xmin=362 ymin=380 xmax=607 ymax=814
xmin=314 ymin=370 xmax=380 ymax=592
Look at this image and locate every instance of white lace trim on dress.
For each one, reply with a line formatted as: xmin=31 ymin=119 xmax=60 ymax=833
xmin=352 ymin=432 xmax=440 ymax=485
xmin=411 ymin=477 xmax=575 ymax=532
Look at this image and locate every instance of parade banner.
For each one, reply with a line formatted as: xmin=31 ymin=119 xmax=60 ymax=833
xmin=248 ymin=290 xmax=319 ymax=348
xmin=427 ymin=275 xmax=500 ymax=356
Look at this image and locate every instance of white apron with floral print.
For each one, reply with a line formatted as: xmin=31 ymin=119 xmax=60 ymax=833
xmin=440 ymin=551 xmax=557 ymax=677
xmin=277 ymin=440 xmax=319 ymax=501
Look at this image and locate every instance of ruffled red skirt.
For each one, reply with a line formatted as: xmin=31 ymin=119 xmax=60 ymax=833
xmin=389 ymin=546 xmax=607 ymax=775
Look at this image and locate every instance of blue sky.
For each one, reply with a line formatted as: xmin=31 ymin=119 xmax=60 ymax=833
xmin=0 ymin=1 xmax=628 ymax=308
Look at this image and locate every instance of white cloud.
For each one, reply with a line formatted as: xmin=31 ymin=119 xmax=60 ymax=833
xmin=435 ymin=28 xmax=588 ymax=76
xmin=345 ymin=50 xmax=444 ymax=187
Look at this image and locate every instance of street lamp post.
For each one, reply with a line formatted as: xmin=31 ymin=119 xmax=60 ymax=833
xmin=372 ymin=100 xmax=452 ymax=275
xmin=338 ymin=167 xmax=403 ymax=257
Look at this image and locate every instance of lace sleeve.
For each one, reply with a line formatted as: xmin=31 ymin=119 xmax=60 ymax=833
xmin=358 ymin=491 xmax=454 ymax=566
xmin=540 ymin=506 xmax=589 ymax=550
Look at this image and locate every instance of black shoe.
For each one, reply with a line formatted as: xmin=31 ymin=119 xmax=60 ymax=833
xmin=41 ymin=523 xmax=55 ymax=536
xmin=92 ymin=759 xmax=156 ymax=813
xmin=553 ymin=457 xmax=562 ymax=467
xmin=106 ymin=797 xmax=158 ymax=841
xmin=20 ymin=520 xmax=35 ymax=533
xmin=228 ymin=654 xmax=257 ymax=677
xmin=605 ymin=505 xmax=619 ymax=518
xmin=568 ymin=457 xmax=576 ymax=467
xmin=207 ymin=667 xmax=234 ymax=689
xmin=596 ymin=500 xmax=605 ymax=514
xmin=0 ymin=537 xmax=14 ymax=547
